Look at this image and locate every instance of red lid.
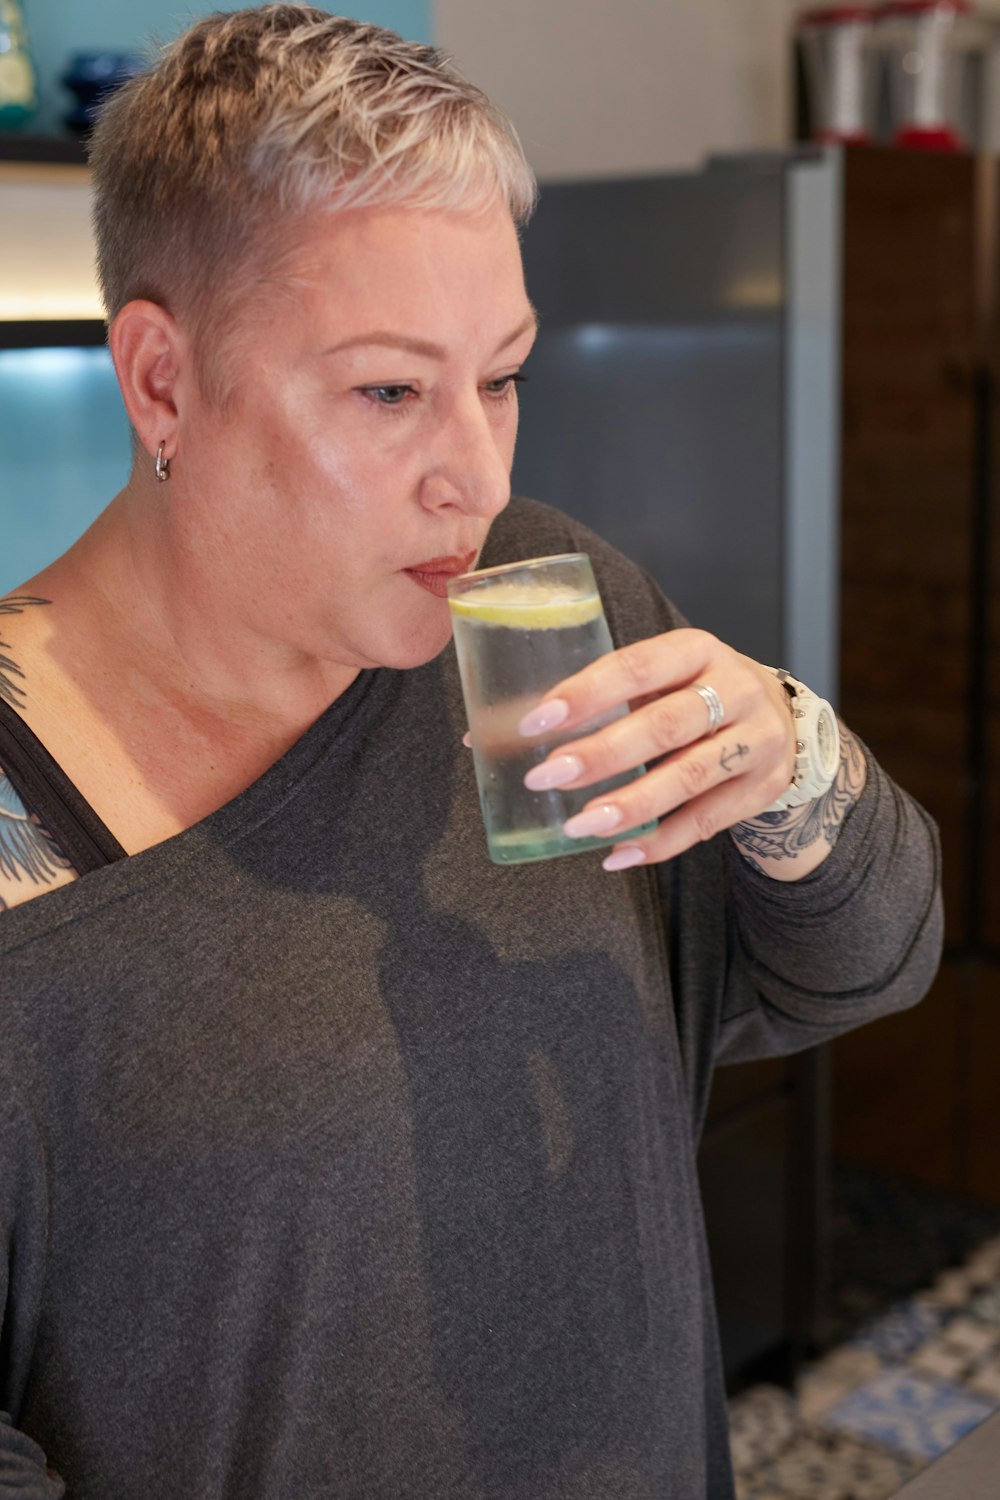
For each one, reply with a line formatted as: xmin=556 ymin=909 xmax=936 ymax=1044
xmin=894 ymin=123 xmax=965 ymax=148
xmin=799 ymin=5 xmax=877 ymax=21
xmin=879 ymin=0 xmax=972 ymax=16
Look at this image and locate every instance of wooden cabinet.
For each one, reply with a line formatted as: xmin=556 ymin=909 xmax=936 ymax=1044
xmin=839 ymin=148 xmax=977 ymax=940
xmin=834 ymin=147 xmax=1000 ymax=1208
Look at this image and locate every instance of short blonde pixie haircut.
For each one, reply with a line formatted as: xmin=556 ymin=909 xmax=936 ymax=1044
xmin=89 ymin=3 xmax=537 ymax=402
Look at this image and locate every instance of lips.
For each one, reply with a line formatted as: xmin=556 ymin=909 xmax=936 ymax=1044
xmin=404 ymin=550 xmax=479 ymax=598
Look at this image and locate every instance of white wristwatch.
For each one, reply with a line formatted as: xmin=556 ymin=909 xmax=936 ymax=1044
xmin=764 ymin=668 xmax=841 ymax=812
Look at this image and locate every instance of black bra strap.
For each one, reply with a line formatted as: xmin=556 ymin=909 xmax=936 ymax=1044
xmin=0 ymin=699 xmax=127 ymax=873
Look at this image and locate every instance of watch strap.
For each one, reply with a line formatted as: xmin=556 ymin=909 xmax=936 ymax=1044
xmin=763 ymin=667 xmax=840 ymax=812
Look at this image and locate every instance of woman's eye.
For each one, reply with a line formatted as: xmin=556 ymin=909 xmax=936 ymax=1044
xmin=484 ymin=373 xmax=528 ymax=398
xmin=361 ymin=385 xmax=415 ymax=406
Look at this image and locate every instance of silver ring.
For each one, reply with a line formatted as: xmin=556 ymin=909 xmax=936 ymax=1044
xmin=689 ymin=682 xmax=725 ymax=736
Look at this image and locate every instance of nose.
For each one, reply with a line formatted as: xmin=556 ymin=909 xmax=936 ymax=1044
xmin=420 ymin=394 xmax=512 ymax=520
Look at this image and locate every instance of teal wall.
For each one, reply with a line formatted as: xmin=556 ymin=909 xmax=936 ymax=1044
xmin=21 ymin=1 xmax=432 ymax=133
xmin=0 ymin=349 xmax=131 ymax=594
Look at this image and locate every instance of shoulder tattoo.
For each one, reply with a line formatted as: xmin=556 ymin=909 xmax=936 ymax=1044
xmin=0 ymin=771 xmax=76 ymax=893
xmin=731 ymin=724 xmax=866 ymax=867
xmin=0 ymin=598 xmax=79 ymax=905
xmin=0 ymin=595 xmax=51 ymax=709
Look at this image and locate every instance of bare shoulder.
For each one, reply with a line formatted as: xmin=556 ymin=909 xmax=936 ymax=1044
xmin=0 ymin=592 xmax=80 ymax=911
xmin=0 ymin=770 xmax=79 ymax=912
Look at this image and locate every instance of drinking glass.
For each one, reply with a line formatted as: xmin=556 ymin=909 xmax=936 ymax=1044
xmin=447 ymin=553 xmax=655 ymax=865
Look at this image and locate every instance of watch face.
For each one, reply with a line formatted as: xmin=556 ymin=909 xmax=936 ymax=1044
xmin=817 ymin=707 xmax=839 ymax=776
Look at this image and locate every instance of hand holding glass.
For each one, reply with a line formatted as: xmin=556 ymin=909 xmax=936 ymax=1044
xmin=447 ymin=553 xmax=656 ymax=865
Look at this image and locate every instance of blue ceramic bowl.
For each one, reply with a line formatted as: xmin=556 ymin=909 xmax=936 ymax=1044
xmin=61 ymin=51 xmax=146 ymax=134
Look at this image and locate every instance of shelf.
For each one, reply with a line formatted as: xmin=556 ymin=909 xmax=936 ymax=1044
xmin=0 ymin=153 xmax=101 ymax=319
xmin=0 ymin=321 xmax=105 ymax=348
xmin=0 ymin=134 xmax=88 ymax=166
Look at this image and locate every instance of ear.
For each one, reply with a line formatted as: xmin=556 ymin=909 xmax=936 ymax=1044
xmin=108 ymin=300 xmax=191 ymax=466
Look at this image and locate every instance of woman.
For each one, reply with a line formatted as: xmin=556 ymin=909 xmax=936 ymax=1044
xmin=0 ymin=7 xmax=941 ymax=1498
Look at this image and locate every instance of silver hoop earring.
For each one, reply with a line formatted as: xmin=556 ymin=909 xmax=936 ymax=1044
xmin=155 ymin=443 xmax=171 ymax=483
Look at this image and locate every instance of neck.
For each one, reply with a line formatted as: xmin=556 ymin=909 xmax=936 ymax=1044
xmin=44 ymin=475 xmax=361 ymax=748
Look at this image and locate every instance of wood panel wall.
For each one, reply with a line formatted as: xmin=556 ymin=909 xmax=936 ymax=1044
xmin=834 ymin=148 xmax=1000 ymax=1206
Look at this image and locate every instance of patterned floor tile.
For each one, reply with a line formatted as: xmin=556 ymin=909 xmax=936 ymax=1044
xmin=796 ymin=1349 xmax=883 ymax=1421
xmin=921 ymin=1269 xmax=976 ymax=1308
xmin=941 ymin=1315 xmax=1000 ymax=1358
xmin=734 ymin=1474 xmax=788 ymax=1500
xmin=907 ymin=1316 xmax=1000 ymax=1386
xmin=968 ymin=1286 xmax=1000 ymax=1327
xmin=963 ymin=1237 xmax=1000 ymax=1283
xmin=748 ymin=1428 xmax=924 ymax=1500
xmin=829 ymin=1166 xmax=1000 ymax=1342
xmin=908 ymin=1336 xmax=971 ymax=1383
xmin=728 ymin=1213 xmax=1000 ymax=1495
xmin=911 ymin=1338 xmax=971 ymax=1380
xmin=849 ymin=1299 xmax=945 ymax=1361
xmin=966 ymin=1361 xmax=1000 ymax=1403
xmin=818 ymin=1366 xmax=996 ymax=1460
xmin=727 ymin=1385 xmax=800 ymax=1476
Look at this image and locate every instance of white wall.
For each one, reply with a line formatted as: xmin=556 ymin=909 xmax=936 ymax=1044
xmin=434 ymin=0 xmax=801 ymax=180
xmin=436 ymin=0 xmax=1000 ymax=180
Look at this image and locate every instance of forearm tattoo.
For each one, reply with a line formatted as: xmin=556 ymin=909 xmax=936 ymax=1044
xmin=0 ymin=595 xmax=77 ymax=904
xmin=1 ymin=596 xmax=50 ymax=708
xmin=730 ymin=724 xmax=866 ymax=867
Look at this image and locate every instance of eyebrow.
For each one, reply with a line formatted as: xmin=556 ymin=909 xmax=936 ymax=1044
xmin=322 ymin=309 xmax=539 ymax=361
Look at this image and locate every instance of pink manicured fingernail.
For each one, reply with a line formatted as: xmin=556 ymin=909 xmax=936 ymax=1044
xmin=524 ymin=754 xmax=583 ymax=791
xmin=462 ymin=730 xmax=472 ymax=748
xmin=562 ymin=803 xmax=624 ymax=839
xmin=602 ymin=845 xmax=648 ymax=872
xmin=519 ymin=697 xmax=570 ymax=736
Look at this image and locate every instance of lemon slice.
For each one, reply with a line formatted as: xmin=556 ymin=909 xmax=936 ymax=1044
xmin=449 ymin=587 xmax=602 ymax=629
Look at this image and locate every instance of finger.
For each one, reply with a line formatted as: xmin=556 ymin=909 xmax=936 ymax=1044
xmin=627 ymin=769 xmax=789 ymax=866
xmin=601 ymin=764 xmax=791 ymax=872
xmin=523 ymin=675 xmax=759 ymax=793
xmin=518 ymin=628 xmax=718 ymax=738
xmin=462 ymin=730 xmax=472 ymax=749
xmin=561 ymin=729 xmax=786 ymax=847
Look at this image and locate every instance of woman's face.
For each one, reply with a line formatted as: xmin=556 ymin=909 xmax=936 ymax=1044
xmin=173 ymin=199 xmax=537 ymax=674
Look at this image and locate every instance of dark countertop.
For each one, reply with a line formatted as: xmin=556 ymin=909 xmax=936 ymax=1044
xmin=0 ymin=133 xmax=87 ymax=165
xmin=894 ymin=1410 xmax=1000 ymax=1498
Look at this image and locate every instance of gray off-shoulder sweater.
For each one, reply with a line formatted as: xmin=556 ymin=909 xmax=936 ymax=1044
xmin=0 ymin=498 xmax=942 ymax=1499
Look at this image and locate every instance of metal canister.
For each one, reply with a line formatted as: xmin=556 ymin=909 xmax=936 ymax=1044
xmin=797 ymin=6 xmax=879 ymax=144
xmin=877 ymin=0 xmax=984 ymax=150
